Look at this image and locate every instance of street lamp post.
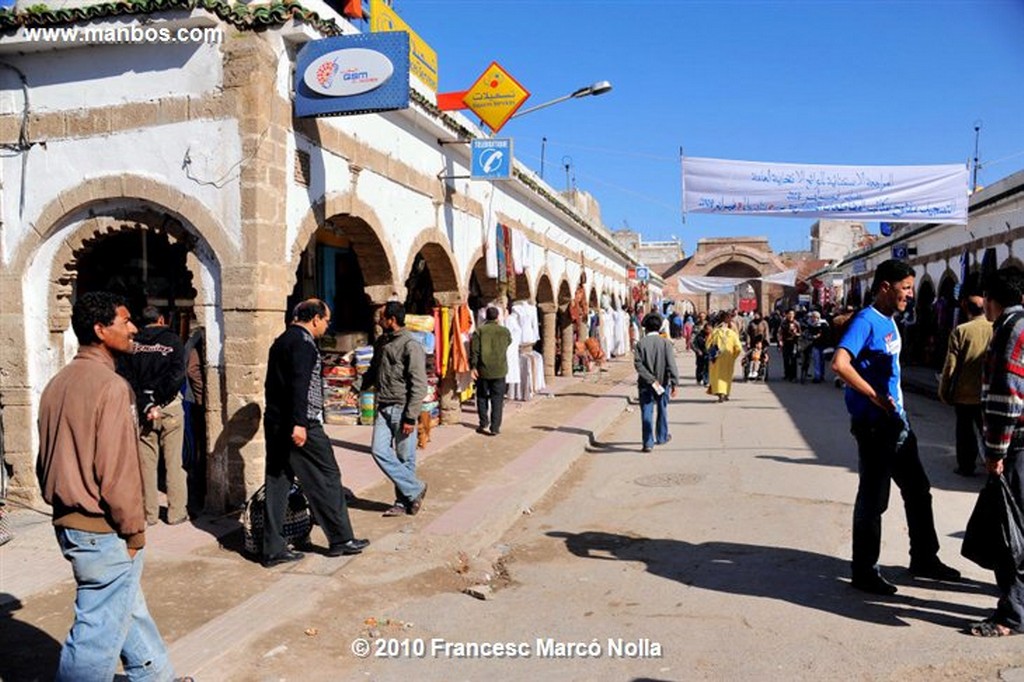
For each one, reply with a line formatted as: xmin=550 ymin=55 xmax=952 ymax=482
xmin=541 ymin=136 xmax=547 ymax=179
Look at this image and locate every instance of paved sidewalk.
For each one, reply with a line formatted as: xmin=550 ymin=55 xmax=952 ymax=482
xmin=0 ymin=356 xmax=641 ymax=680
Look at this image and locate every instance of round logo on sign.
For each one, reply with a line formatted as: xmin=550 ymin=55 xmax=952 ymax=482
xmin=304 ymin=48 xmax=394 ymax=97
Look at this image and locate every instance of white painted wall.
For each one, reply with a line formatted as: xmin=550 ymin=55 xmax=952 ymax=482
xmin=4 ymin=118 xmax=241 ymax=265
xmin=0 ymin=41 xmax=222 ymax=115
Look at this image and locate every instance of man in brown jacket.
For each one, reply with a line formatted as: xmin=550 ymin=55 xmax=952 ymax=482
xmin=939 ymin=287 xmax=994 ymax=476
xmin=37 ymin=291 xmax=177 ymax=681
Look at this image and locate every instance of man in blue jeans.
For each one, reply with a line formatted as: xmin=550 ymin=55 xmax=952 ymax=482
xmin=36 ymin=292 xmax=180 ymax=681
xmin=360 ymin=302 xmax=429 ymax=516
xmin=832 ymin=259 xmax=961 ymax=595
xmin=633 ymin=312 xmax=679 ymax=453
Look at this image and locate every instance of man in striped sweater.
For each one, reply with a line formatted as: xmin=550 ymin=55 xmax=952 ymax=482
xmin=974 ymin=266 xmax=1024 ymax=637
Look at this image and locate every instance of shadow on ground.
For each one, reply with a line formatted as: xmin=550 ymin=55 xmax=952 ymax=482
xmin=761 ymin=348 xmax=982 ymax=495
xmin=547 ymin=530 xmax=993 ymax=631
xmin=0 ymin=594 xmax=62 ymax=681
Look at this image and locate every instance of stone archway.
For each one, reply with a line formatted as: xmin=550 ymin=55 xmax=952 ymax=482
xmin=292 ymin=197 xmax=400 ymax=305
xmin=404 ymin=229 xmax=462 ymax=309
xmin=913 ymin=277 xmax=936 ymax=366
xmin=536 ymin=272 xmax=554 ymax=306
xmin=468 ymin=256 xmax=499 ymax=309
xmin=677 ymin=238 xmax=787 ymax=313
xmin=535 ymin=273 xmax=557 ymax=379
xmin=6 ymin=190 xmax=230 ymax=507
xmin=706 ymin=261 xmax=762 ymax=313
xmin=514 ymin=270 xmax=532 ymax=303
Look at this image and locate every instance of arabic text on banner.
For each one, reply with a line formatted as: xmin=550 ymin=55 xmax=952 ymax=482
xmin=681 ymin=157 xmax=968 ymax=224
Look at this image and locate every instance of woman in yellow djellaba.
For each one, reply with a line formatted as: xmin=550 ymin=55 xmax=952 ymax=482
xmin=707 ymin=311 xmax=743 ymax=402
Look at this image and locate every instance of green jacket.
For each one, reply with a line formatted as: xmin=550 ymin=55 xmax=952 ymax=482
xmin=470 ymin=322 xmax=512 ymax=380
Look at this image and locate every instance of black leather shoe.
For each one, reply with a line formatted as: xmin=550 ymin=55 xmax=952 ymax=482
xmin=851 ymin=572 xmax=897 ymax=595
xmin=909 ymin=559 xmax=962 ymax=582
xmin=262 ymin=549 xmax=304 ymax=568
xmin=327 ymin=539 xmax=370 ymax=556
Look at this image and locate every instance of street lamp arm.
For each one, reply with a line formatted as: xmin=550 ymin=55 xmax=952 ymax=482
xmin=511 ymin=93 xmax=575 ymax=119
xmin=509 ymin=80 xmax=612 ymax=121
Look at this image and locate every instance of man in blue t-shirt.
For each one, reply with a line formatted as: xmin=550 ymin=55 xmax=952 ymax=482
xmin=832 ymin=259 xmax=961 ymax=595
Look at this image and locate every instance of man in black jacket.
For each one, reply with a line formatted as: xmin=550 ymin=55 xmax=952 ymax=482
xmin=263 ymin=299 xmax=368 ymax=567
xmin=118 ymin=306 xmax=188 ymax=525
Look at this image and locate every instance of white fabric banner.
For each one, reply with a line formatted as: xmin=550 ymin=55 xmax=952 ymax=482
xmin=682 ymin=157 xmax=968 ymax=224
xmin=676 ymin=275 xmax=748 ymax=294
xmin=676 ymin=270 xmax=798 ymax=295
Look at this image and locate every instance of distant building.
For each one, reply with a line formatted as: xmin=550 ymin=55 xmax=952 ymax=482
xmin=611 ymin=228 xmax=683 ymax=265
xmin=810 ymin=220 xmax=876 ymax=261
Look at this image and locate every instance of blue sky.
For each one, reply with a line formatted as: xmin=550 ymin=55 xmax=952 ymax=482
xmin=387 ymin=0 xmax=1024 ymax=254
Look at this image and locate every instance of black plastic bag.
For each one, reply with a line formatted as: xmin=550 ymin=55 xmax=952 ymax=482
xmin=962 ymin=474 xmax=1024 ymax=571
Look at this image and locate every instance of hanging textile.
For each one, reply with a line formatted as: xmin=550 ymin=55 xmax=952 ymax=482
xmin=521 ymin=239 xmax=533 ymax=274
xmin=485 ymin=212 xmax=499 ymax=278
xmin=440 ymin=307 xmax=452 ymax=378
xmin=433 ymin=307 xmax=443 ymax=376
xmin=676 ymin=269 xmax=798 ymax=294
xmin=512 ymin=301 xmax=540 ymax=344
xmin=495 ymin=224 xmax=508 ymax=284
xmin=504 ymin=312 xmax=522 ymax=388
xmin=503 ymin=224 xmax=515 ymax=284
xmin=511 ymin=229 xmax=525 ymax=275
xmin=451 ymin=304 xmax=472 ymax=375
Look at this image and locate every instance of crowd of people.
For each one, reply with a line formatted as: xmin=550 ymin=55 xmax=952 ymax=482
xmin=28 ymin=258 xmax=1024 ymax=679
xmin=634 ymin=260 xmax=1024 ymax=639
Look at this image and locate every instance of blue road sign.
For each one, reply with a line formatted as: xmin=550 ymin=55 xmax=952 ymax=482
xmin=892 ymin=244 xmax=909 ymax=260
xmin=635 ymin=266 xmax=650 ymax=282
xmin=471 ymin=138 xmax=513 ymax=180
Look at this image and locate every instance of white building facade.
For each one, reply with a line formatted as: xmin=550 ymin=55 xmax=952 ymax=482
xmin=0 ymin=2 xmax=653 ymax=507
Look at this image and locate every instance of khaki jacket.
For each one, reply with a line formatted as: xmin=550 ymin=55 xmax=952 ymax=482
xmin=939 ymin=315 xmax=993 ymax=406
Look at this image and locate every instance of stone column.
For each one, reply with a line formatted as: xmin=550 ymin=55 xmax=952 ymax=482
xmin=0 ymin=274 xmax=32 ymax=504
xmin=434 ymin=292 xmax=463 ymax=426
xmin=205 ymin=32 xmax=292 ymax=512
xmin=559 ymin=309 xmax=574 ymax=377
xmin=538 ymin=302 xmax=557 ymax=380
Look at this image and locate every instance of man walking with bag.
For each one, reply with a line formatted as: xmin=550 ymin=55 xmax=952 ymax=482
xmin=634 ymin=312 xmax=679 ymax=453
xmin=971 ymin=267 xmax=1024 ymax=636
xmin=263 ymin=299 xmax=368 ymax=567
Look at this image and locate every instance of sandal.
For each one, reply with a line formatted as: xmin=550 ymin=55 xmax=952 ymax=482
xmin=382 ymin=502 xmax=408 ymax=517
xmin=969 ymin=620 xmax=1017 ymax=637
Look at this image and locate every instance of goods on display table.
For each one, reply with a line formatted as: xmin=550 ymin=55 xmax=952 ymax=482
xmin=322 ymin=347 xmax=371 ymax=426
xmin=322 ymin=333 xmax=440 ymax=427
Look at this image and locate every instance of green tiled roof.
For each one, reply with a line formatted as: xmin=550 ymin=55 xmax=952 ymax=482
xmin=0 ymin=0 xmax=344 ymax=36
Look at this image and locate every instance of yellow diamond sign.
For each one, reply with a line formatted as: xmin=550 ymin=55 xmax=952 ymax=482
xmin=463 ymin=62 xmax=530 ymax=133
